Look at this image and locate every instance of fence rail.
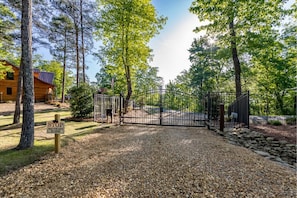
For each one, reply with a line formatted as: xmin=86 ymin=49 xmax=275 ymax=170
xmin=205 ymin=92 xmax=249 ymax=129
xmin=93 ymin=91 xmax=250 ymax=130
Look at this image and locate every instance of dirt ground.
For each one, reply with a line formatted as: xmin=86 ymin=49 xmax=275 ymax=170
xmin=0 ymin=102 xmax=68 ymax=115
xmin=250 ymin=124 xmax=296 ymax=144
xmin=0 ymin=125 xmax=296 ymax=197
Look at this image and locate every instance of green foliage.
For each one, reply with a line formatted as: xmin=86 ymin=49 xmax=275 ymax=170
xmin=0 ymin=60 xmax=13 ymax=80
xmin=268 ymin=120 xmax=282 ymax=126
xmin=35 ymin=59 xmax=74 ymax=98
xmin=134 ymin=66 xmax=163 ymax=98
xmin=69 ymin=83 xmax=95 ymax=118
xmin=185 ymin=0 xmax=295 ymax=115
xmin=95 ymin=0 xmax=166 ymax=103
xmin=190 ymin=0 xmax=287 ymax=98
xmin=0 ymin=2 xmax=19 ymax=77
xmin=188 ymin=36 xmax=233 ymax=93
xmin=190 ymin=0 xmax=284 ymax=49
xmin=286 ymin=117 xmax=296 ymax=125
xmin=48 ymin=14 xmax=75 ymax=61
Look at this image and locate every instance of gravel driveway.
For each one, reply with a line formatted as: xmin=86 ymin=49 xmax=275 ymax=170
xmin=0 ymin=125 xmax=296 ymax=197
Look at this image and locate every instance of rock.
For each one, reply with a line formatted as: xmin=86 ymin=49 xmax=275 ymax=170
xmin=285 ymin=144 xmax=296 ymax=148
xmin=266 ymin=137 xmax=274 ymax=141
xmin=279 ymin=140 xmax=288 ymax=145
xmin=254 ymin=150 xmax=271 ymax=157
xmin=213 ymin=127 xmax=296 ymax=169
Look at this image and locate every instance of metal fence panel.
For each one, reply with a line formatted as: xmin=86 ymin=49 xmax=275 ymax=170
xmin=205 ymin=92 xmax=249 ymax=129
xmin=120 ymin=89 xmax=206 ymax=127
xmin=94 ymin=94 xmax=121 ymax=123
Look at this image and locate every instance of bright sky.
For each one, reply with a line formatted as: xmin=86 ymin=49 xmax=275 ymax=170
xmin=149 ymin=0 xmax=200 ymax=85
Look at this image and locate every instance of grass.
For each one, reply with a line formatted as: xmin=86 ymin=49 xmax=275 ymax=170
xmin=0 ymin=109 xmax=107 ymax=176
xmin=268 ymin=120 xmax=282 ymax=126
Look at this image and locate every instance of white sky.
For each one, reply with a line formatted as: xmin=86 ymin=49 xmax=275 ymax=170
xmin=148 ymin=13 xmax=199 ymax=85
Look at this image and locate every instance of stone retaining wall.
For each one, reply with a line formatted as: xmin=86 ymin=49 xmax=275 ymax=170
xmin=214 ymin=128 xmax=296 ymax=169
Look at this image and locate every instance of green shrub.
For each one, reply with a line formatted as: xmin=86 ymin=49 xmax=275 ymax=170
xmin=286 ymin=117 xmax=296 ymax=125
xmin=69 ymin=83 xmax=94 ymax=118
xmin=268 ymin=120 xmax=282 ymax=126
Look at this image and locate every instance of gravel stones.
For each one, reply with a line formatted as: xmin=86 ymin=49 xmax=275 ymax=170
xmin=0 ymin=125 xmax=296 ymax=197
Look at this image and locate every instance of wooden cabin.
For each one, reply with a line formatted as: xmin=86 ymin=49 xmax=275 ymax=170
xmin=0 ymin=60 xmax=55 ymax=102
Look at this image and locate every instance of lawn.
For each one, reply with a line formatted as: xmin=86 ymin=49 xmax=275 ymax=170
xmin=0 ymin=109 xmax=108 ymax=176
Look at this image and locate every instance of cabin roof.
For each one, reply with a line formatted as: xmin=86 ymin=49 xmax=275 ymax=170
xmin=38 ymin=72 xmax=54 ymax=85
xmin=0 ymin=60 xmax=55 ymax=86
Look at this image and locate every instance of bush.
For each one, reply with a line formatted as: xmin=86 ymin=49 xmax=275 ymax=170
xmin=69 ymin=83 xmax=94 ymax=118
xmin=286 ymin=117 xmax=296 ymax=125
xmin=268 ymin=120 xmax=282 ymax=126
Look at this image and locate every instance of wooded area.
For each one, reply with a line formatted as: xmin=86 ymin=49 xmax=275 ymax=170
xmin=0 ymin=0 xmax=296 ymax=117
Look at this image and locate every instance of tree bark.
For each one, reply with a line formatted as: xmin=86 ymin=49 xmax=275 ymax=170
xmin=229 ymin=20 xmax=242 ymax=98
xmin=124 ymin=64 xmax=132 ymax=113
xmin=75 ymin=24 xmax=79 ymax=86
xmin=61 ymin=29 xmax=67 ymax=103
xmin=123 ymin=19 xmax=132 ymax=113
xmin=16 ymin=0 xmax=34 ymax=150
xmin=80 ymin=0 xmax=86 ymax=83
xmin=13 ymin=63 xmax=23 ymax=124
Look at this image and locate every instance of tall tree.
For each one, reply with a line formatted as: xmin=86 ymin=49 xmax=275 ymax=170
xmin=50 ymin=0 xmax=80 ymax=86
xmin=134 ymin=66 xmax=163 ymax=98
xmin=48 ymin=14 xmax=75 ymax=102
xmin=190 ymin=0 xmax=286 ymax=98
xmin=80 ymin=0 xmax=86 ymax=83
xmin=250 ymin=24 xmax=297 ymax=114
xmin=50 ymin=0 xmax=96 ymax=86
xmin=188 ymin=36 xmax=224 ymax=93
xmin=95 ymin=0 xmax=166 ymax=111
xmin=16 ymin=0 xmax=34 ymax=150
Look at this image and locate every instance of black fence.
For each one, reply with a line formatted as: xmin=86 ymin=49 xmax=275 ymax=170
xmin=94 ymin=91 xmax=250 ymax=129
xmin=120 ymin=89 xmax=206 ymax=127
xmin=205 ymin=92 xmax=249 ymax=129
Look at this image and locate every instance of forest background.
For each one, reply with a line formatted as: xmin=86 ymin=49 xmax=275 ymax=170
xmin=0 ymin=0 xmax=296 ymax=116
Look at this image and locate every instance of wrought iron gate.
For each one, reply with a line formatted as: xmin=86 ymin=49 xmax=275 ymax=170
xmin=204 ymin=92 xmax=250 ymax=129
xmin=120 ymin=89 xmax=206 ymax=127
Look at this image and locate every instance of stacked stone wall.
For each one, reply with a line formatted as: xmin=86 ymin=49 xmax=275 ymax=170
xmin=215 ymin=128 xmax=296 ymax=169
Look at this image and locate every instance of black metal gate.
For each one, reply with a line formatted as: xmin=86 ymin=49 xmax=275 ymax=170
xmin=120 ymin=88 xmax=206 ymax=127
xmin=204 ymin=92 xmax=250 ymax=129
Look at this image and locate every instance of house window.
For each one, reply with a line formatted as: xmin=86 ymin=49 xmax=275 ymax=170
xmin=7 ymin=87 xmax=12 ymax=95
xmin=6 ymin=72 xmax=14 ymax=80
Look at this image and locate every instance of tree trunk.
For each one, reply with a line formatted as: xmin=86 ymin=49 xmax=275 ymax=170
xmin=16 ymin=0 xmax=34 ymax=150
xmin=75 ymin=24 xmax=79 ymax=86
xmin=61 ymin=29 xmax=67 ymax=104
xmin=229 ymin=20 xmax=242 ymax=98
xmin=124 ymin=65 xmax=132 ymax=113
xmin=275 ymin=92 xmax=285 ymax=115
xmin=80 ymin=0 xmax=86 ymax=83
xmin=13 ymin=63 xmax=23 ymax=124
xmin=122 ymin=22 xmax=132 ymax=113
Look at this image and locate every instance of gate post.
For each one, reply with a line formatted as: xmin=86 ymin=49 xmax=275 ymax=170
xmin=247 ymin=91 xmax=250 ymax=128
xmin=119 ymin=93 xmax=123 ymax=125
xmin=219 ymin=103 xmax=224 ymax=131
xmin=207 ymin=92 xmax=211 ymax=121
xmin=159 ymin=86 xmax=163 ymax=125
